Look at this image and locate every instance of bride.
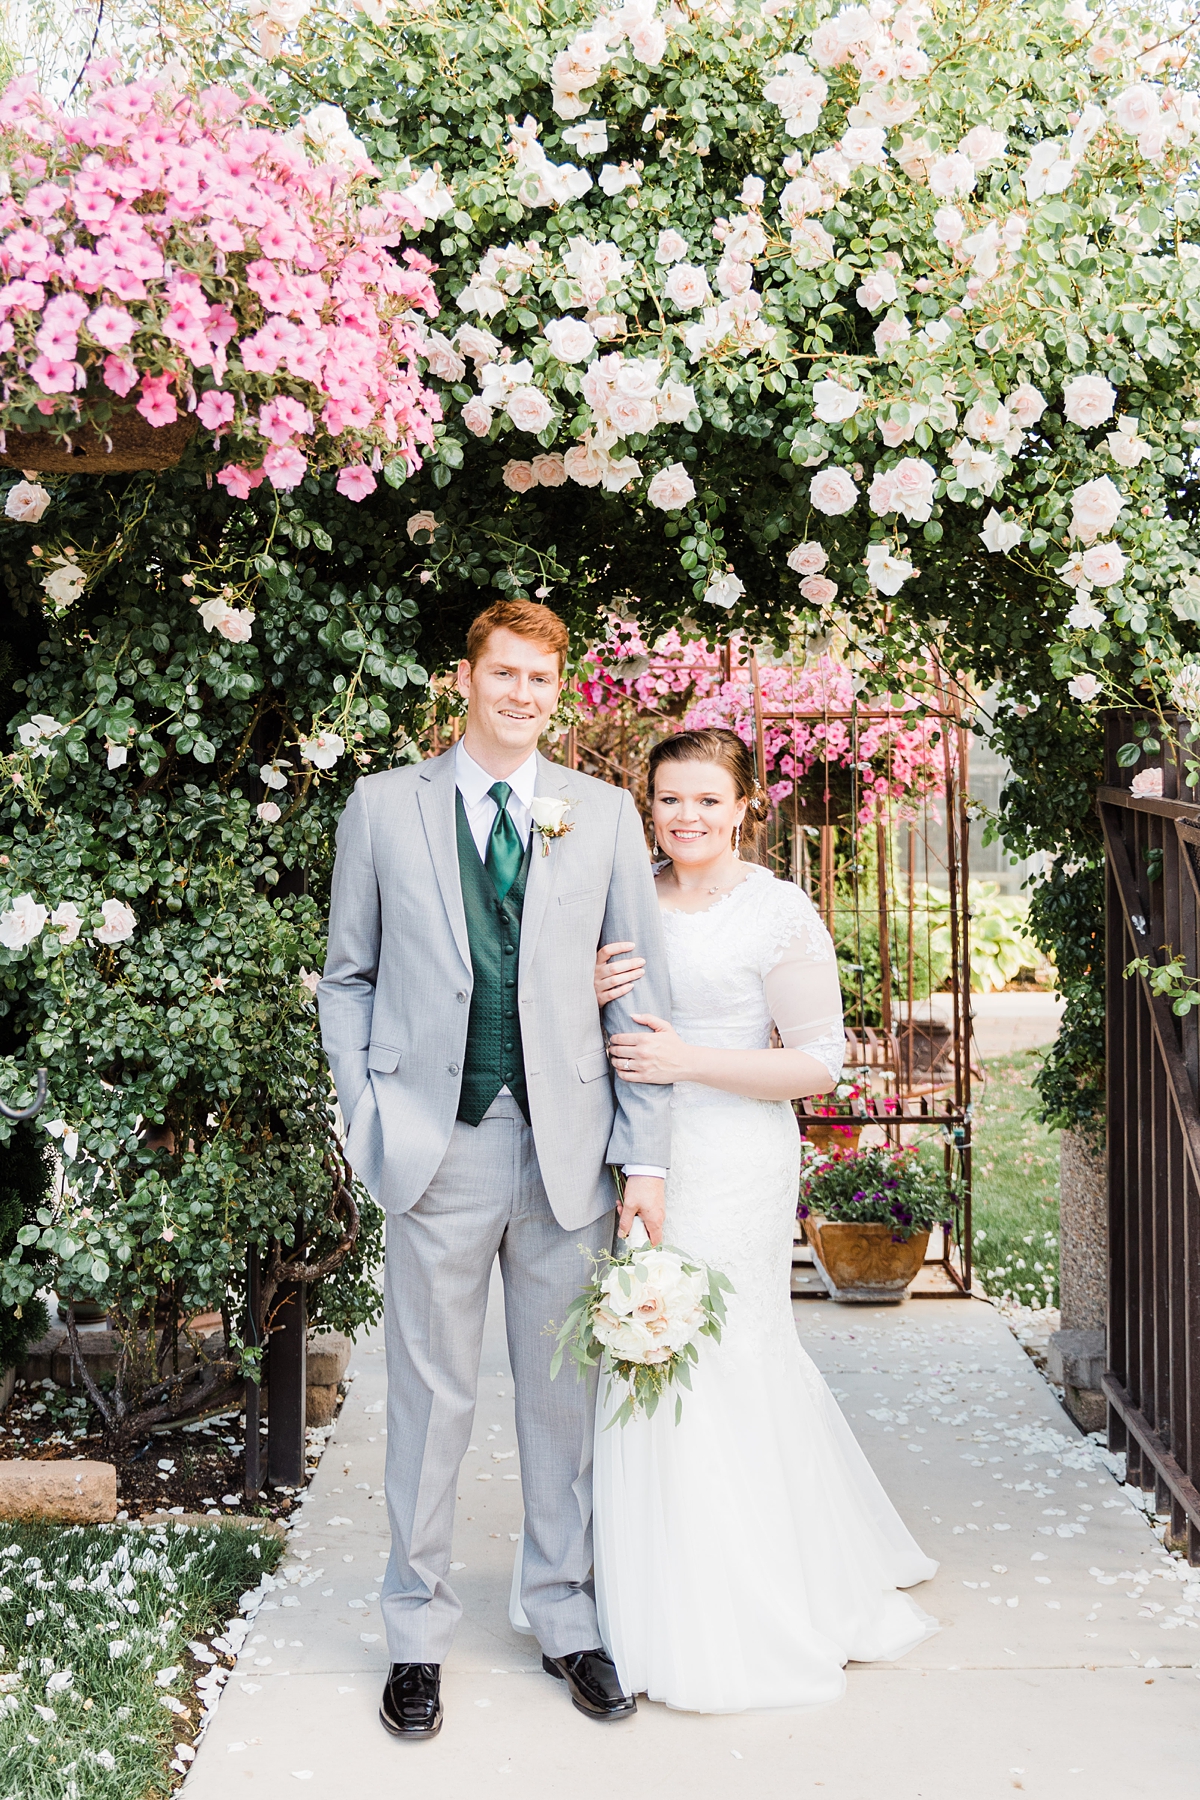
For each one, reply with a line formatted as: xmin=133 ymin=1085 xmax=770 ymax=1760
xmin=590 ymin=726 xmax=938 ymax=1713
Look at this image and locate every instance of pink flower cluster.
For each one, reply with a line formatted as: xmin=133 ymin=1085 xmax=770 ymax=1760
xmin=0 ymin=70 xmax=442 ymax=498
xmin=582 ymin=625 xmax=950 ymax=823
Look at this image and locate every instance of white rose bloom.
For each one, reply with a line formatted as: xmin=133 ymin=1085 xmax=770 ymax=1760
xmin=811 ymin=379 xmax=862 ymax=424
xmin=1070 ymin=475 xmax=1125 ymax=543
xmin=455 ymin=324 xmax=503 ymax=365
xmin=505 ymin=387 xmax=555 ymax=433
xmin=704 ymin=572 xmax=746 ymax=610
xmin=614 ymin=357 xmax=662 ymax=400
xmin=950 ymin=439 xmax=1001 ymax=493
xmin=94 ymin=899 xmax=137 ymax=946
xmin=933 ymin=206 xmax=964 ymax=249
xmin=963 ymin=400 xmax=1013 ymax=444
xmin=105 ymin=741 xmax=128 ymax=770
xmin=657 ymin=380 xmax=696 ymax=424
xmin=663 ymin=263 xmax=712 ymax=310
xmin=1062 ymin=374 xmax=1117 ymax=429
xmin=300 ymin=733 xmax=346 ymax=771
xmin=646 ymin=463 xmax=696 ymax=510
xmin=789 ymin=219 xmax=836 ymax=266
xmin=1080 ymin=542 xmax=1126 ymax=587
xmin=654 ymin=228 xmax=688 ymax=264
xmin=530 ymin=797 xmax=572 ymax=832
xmin=257 ymin=801 xmax=282 ymax=824
xmin=598 ymin=163 xmax=640 ymax=196
xmin=1112 ymin=84 xmax=1161 ymax=138
xmin=1106 ymin=416 xmax=1152 ymax=467
xmin=928 ymin=152 xmax=976 ymax=198
xmin=562 ymin=119 xmax=609 ymax=156
xmin=958 ymin=124 xmax=1007 ymax=167
xmin=421 ymin=332 xmax=466 ymax=382
xmin=0 ymin=894 xmax=48 ymax=949
xmin=978 ymin=510 xmax=1023 ymax=553
xmin=1067 ymin=673 xmax=1101 ymax=702
xmin=50 ymin=901 xmax=82 ymax=944
xmin=42 ymin=563 xmax=86 ymax=609
xmin=544 ymin=317 xmax=595 ymax=363
xmin=1067 ymin=599 xmax=1105 ymax=631
xmin=1169 ymin=664 xmax=1200 ymax=716
xmin=787 ymin=542 xmax=827 ymax=576
xmin=865 ymin=545 xmax=914 ymax=596
xmin=839 ymin=126 xmax=888 ymax=167
xmin=738 ymin=175 xmax=765 ymax=206
xmin=4 ymin=480 xmax=51 ymax=524
xmin=260 ymin=763 xmax=290 ymax=790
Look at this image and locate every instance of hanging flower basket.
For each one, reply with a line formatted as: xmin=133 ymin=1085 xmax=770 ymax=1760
xmin=0 ymin=69 xmax=442 ymax=499
xmin=0 ymin=410 xmax=196 ymax=472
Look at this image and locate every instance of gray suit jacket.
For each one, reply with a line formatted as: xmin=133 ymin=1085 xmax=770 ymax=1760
xmin=318 ymin=746 xmax=673 ymax=1227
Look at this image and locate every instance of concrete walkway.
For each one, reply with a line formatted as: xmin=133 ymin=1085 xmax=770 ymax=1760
xmin=184 ymin=1282 xmax=1199 ymax=1800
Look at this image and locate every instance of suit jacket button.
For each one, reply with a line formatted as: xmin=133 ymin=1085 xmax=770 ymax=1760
xmin=456 ymin=991 xmax=467 ymax=1002
xmin=448 ymin=1062 xmax=460 ymax=1075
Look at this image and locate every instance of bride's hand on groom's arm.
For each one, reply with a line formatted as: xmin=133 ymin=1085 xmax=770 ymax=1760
xmin=608 ymin=1014 xmax=691 ymax=1084
xmin=594 ymin=941 xmax=646 ymax=1007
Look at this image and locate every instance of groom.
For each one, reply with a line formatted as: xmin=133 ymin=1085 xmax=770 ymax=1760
xmin=318 ymin=599 xmax=671 ymax=1739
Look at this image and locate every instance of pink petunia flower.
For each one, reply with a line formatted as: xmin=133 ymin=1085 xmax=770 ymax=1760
xmin=24 ymin=183 xmax=67 ymax=217
xmin=87 ymin=303 xmax=137 ymax=348
xmin=30 ymin=355 xmax=81 ymax=393
xmin=197 ymin=389 xmax=236 ymax=432
xmin=336 ymin=465 xmax=377 ymax=501
xmin=206 ymin=219 xmax=245 ymax=253
xmin=100 ymin=354 xmax=137 ymax=396
xmin=257 ymin=395 xmax=314 ymax=444
xmin=262 ymin=444 xmax=307 ymax=490
xmin=216 ymin=464 xmax=266 ymax=499
xmin=135 ymin=373 xmax=178 ymax=427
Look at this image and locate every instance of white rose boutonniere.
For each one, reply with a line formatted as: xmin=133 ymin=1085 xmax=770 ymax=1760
xmin=530 ymin=794 xmax=575 ymax=855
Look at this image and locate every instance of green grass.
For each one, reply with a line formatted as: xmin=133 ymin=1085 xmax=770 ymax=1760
xmin=0 ymin=1518 xmax=282 ymax=1800
xmin=969 ymin=1049 xmax=1062 ymax=1309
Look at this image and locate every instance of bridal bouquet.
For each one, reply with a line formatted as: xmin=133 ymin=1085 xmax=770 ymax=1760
xmin=551 ymin=1221 xmax=732 ymax=1427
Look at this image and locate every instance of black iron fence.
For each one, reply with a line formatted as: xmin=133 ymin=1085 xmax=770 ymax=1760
xmin=1101 ymin=715 xmax=1200 ymax=1562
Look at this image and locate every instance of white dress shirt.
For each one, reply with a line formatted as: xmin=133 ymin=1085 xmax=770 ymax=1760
xmin=455 ymin=740 xmax=537 ymax=860
xmin=452 ymin=739 xmax=664 ymax=1186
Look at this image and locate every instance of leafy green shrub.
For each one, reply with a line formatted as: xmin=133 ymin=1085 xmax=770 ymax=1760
xmin=799 ymin=1147 xmax=957 ymax=1243
xmin=0 ymin=1122 xmax=53 ymax=1374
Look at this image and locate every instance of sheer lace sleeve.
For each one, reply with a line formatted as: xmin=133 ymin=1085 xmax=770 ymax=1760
xmin=759 ymin=882 xmax=845 ymax=1087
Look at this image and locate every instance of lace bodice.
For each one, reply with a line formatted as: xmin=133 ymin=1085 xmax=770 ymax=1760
xmin=659 ymin=864 xmax=845 ymax=1084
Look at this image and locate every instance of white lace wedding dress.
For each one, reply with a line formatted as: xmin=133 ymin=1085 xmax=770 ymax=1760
xmin=590 ymin=864 xmax=939 ymax=1712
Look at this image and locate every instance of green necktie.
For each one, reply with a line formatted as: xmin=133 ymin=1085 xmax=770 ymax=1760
xmin=485 ymin=781 xmax=523 ymax=902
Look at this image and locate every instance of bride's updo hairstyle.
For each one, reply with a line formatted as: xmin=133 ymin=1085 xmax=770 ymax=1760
xmin=648 ymin=728 xmax=771 ymax=846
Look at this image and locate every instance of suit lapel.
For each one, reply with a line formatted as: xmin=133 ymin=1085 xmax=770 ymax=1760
xmin=519 ymin=753 xmax=572 ymax=969
xmin=417 ymin=747 xmax=471 ymax=972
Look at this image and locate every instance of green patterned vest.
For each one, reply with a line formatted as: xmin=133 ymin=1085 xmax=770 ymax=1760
xmin=455 ymin=791 xmax=533 ymax=1126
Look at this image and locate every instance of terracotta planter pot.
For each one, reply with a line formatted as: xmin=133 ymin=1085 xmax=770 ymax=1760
xmin=0 ymin=412 xmax=196 ymax=473
xmin=801 ymin=1213 xmax=930 ymax=1303
xmin=802 ymin=1121 xmax=863 ymax=1156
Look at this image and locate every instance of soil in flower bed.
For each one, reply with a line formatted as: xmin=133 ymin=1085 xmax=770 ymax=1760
xmin=0 ymin=1379 xmax=336 ymax=1522
xmin=0 ymin=1515 xmax=283 ymax=1799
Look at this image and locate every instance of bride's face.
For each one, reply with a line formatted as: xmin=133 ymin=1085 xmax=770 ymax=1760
xmin=651 ymin=760 xmax=747 ymax=865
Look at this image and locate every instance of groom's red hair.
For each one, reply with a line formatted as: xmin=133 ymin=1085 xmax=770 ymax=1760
xmin=466 ymin=599 xmax=569 ymax=672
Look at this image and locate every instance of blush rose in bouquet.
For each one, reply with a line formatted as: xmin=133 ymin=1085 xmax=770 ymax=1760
xmin=0 ymin=66 xmax=441 ymax=500
xmin=550 ymin=1214 xmax=732 ymax=1426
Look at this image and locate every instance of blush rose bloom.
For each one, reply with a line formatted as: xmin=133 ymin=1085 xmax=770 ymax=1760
xmin=531 ymin=453 xmax=567 ymax=487
xmin=655 ymin=229 xmax=688 ymax=264
xmin=505 ymin=386 xmax=555 ymax=433
xmin=799 ymin=574 xmax=837 ymax=604
xmin=257 ymin=801 xmax=282 ymax=824
xmin=462 ymin=397 xmax=494 ymax=436
xmin=0 ymin=894 xmax=48 ymax=950
xmin=647 ymin=463 xmax=697 ymax=510
xmin=1080 ymin=542 xmax=1126 ymax=587
xmin=663 ymin=263 xmax=712 ymax=310
xmin=503 ymin=459 xmax=537 ymax=493
xmin=809 ymin=466 xmax=858 ymax=515
xmin=1070 ymin=476 xmax=1125 ymax=543
xmin=1007 ymin=382 xmax=1047 ymax=428
xmin=407 ymin=511 xmax=439 ymax=541
xmin=928 ymin=152 xmax=976 ymax=198
xmin=4 ymin=480 xmax=51 ymax=524
xmin=1062 ymin=374 xmax=1117 ymax=429
xmin=94 ymin=899 xmax=137 ymax=945
xmin=1129 ymin=767 xmax=1164 ymax=799
xmin=787 ymin=542 xmax=827 ymax=576
xmin=545 ymin=316 xmax=595 ymax=362
xmin=1067 ymin=672 xmax=1102 ymax=702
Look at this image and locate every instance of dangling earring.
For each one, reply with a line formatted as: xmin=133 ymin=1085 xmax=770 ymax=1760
xmin=733 ymin=821 xmax=742 ymax=858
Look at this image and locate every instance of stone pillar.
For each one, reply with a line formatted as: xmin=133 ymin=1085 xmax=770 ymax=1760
xmin=1048 ymin=1128 xmax=1107 ymax=1432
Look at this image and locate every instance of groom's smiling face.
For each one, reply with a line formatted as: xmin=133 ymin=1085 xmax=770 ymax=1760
xmin=457 ymin=627 xmax=562 ymax=768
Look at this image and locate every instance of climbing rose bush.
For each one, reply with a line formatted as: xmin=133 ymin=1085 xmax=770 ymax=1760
xmin=275 ymin=0 xmax=1200 ymax=718
xmin=0 ymin=67 xmax=441 ymax=500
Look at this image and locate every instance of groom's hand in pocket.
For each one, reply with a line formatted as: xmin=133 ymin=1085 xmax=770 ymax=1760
xmin=619 ymin=1174 xmax=665 ymax=1245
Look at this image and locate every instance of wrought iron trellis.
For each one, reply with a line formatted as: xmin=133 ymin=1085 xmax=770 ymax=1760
xmin=565 ymin=636 xmax=975 ymax=1297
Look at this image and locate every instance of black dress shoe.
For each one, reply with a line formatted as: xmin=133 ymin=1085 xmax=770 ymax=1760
xmin=380 ymin=1662 xmax=443 ymax=1739
xmin=542 ymin=1648 xmax=637 ymax=1720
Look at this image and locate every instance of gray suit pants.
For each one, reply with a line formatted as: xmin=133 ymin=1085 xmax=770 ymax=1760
xmin=380 ymin=1094 xmax=615 ymax=1662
